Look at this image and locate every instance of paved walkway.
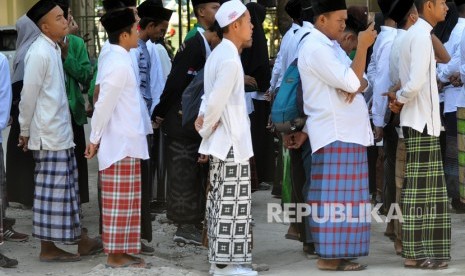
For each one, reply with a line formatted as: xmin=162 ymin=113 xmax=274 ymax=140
xmin=2 ymin=126 xmax=465 ymax=275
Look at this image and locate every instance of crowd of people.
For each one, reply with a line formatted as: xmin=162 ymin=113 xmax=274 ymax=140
xmin=0 ymin=0 xmax=462 ymax=274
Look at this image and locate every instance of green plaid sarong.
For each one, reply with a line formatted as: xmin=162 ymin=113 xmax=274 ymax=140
xmin=401 ymin=127 xmax=451 ymax=260
xmin=458 ymin=108 xmax=465 ymax=201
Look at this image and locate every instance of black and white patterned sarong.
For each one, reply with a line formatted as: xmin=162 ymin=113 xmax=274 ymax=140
xmin=207 ymin=148 xmax=252 ymax=264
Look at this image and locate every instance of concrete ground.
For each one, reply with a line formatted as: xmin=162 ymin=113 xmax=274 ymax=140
xmin=1 ymin=125 xmax=465 ymax=276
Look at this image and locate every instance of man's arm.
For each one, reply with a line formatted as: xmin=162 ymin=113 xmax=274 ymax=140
xmin=0 ymin=56 xmax=12 ymax=132
xmin=89 ymin=65 xmax=128 ymax=145
xmin=62 ymin=36 xmax=92 ymax=86
xmin=433 ymin=34 xmax=451 ymax=64
xmin=198 ymin=60 xmax=240 ymax=139
xmin=397 ymin=34 xmax=433 ymax=103
xmin=18 ymin=51 xmax=45 ymax=139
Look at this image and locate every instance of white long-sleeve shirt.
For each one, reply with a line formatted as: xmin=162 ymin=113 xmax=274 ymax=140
xmin=389 ymin=29 xmax=407 ymax=86
xmin=437 ymin=18 xmax=465 ymax=113
xmin=298 ymin=28 xmax=373 ymax=153
xmin=0 ymin=53 xmax=12 ymax=142
xmin=19 ymin=34 xmax=75 ymax=151
xmin=287 ymin=21 xmax=313 ymax=64
xmin=367 ymin=26 xmax=397 ymax=127
xmin=396 ymin=18 xmax=441 ymax=137
xmin=269 ymin=23 xmax=300 ymax=91
xmin=147 ymin=41 xmax=171 ymax=114
xmin=198 ymin=38 xmax=253 ymax=163
xmin=458 ymin=20 xmax=465 ymax=108
xmin=90 ymin=44 xmax=150 ymax=170
xmin=389 ymin=29 xmax=408 ymax=139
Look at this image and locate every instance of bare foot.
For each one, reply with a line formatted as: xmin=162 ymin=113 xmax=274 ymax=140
xmin=107 ymin=253 xmax=145 ymax=268
xmin=78 ymin=229 xmax=103 ymax=256
xmin=317 ymin=258 xmax=366 ymax=271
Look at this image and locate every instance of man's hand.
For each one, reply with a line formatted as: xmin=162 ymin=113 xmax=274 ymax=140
xmin=195 ymin=115 xmax=219 ymax=133
xmin=18 ymin=136 xmax=29 ymax=152
xmin=374 ymin=127 xmax=384 ymax=143
xmin=57 ymin=38 xmax=69 ymax=60
xmin=84 ymin=143 xmax=99 ymax=159
xmin=357 ymin=22 xmax=377 ymax=50
xmin=450 ymin=73 xmax=463 ymax=87
xmin=383 ymin=91 xmax=403 ymax=114
xmin=152 ymin=116 xmax=164 ymax=129
xmin=283 ymin=131 xmax=308 ymax=149
xmin=244 ymin=75 xmax=258 ymax=89
xmin=337 ymin=89 xmax=358 ymax=104
xmin=195 ymin=116 xmax=204 ymax=133
xmin=264 ymin=88 xmax=272 ymax=102
xmin=198 ymin=154 xmax=209 ymax=163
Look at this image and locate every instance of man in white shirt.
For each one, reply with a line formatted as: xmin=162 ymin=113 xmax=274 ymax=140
xmin=437 ymin=0 xmax=465 ymax=213
xmin=0 ymin=53 xmax=19 ymax=268
xmin=294 ymin=0 xmax=376 ymax=271
xmin=367 ymin=2 xmax=399 ymax=241
xmin=458 ymin=1 xmax=465 ymax=211
xmin=279 ymin=2 xmax=314 ymax=253
xmin=386 ymin=0 xmax=450 ymax=269
xmin=85 ymin=8 xmax=151 ymax=269
xmin=268 ymin=0 xmax=302 ymax=94
xmin=18 ymin=0 xmax=81 ymax=263
xmin=386 ymin=0 xmax=418 ymax=256
xmin=132 ymin=0 xmax=173 ymax=255
xmin=195 ymin=1 xmax=256 ymax=275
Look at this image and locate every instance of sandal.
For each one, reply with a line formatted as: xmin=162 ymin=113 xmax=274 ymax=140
xmin=318 ymin=259 xmax=367 ymax=271
xmin=420 ymin=259 xmax=448 ymax=270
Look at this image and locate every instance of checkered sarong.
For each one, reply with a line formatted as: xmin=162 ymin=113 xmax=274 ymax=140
xmin=100 ymin=157 xmax=141 ymax=254
xmin=307 ymin=141 xmax=370 ymax=259
xmin=32 ymin=149 xmax=81 ymax=242
xmin=458 ymin=108 xmax=465 ymax=201
xmin=401 ymin=127 xmax=451 ymax=260
xmin=207 ymin=148 xmax=252 ymax=264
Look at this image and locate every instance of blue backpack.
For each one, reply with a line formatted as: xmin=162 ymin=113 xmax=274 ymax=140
xmin=271 ymin=58 xmax=306 ymax=133
xmin=271 ymin=32 xmax=310 ymax=134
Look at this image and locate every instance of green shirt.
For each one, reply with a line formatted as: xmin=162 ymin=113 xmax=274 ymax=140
xmin=183 ymin=23 xmax=205 ymax=43
xmin=63 ymin=34 xmax=92 ymax=126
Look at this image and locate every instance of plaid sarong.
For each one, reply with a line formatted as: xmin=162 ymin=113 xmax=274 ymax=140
xmin=32 ymin=149 xmax=81 ymax=242
xmin=458 ymin=108 xmax=465 ymax=201
xmin=307 ymin=141 xmax=370 ymax=259
xmin=207 ymin=148 xmax=252 ymax=264
xmin=100 ymin=157 xmax=141 ymax=254
xmin=401 ymin=127 xmax=451 ymax=260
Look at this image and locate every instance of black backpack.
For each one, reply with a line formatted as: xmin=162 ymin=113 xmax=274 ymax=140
xmin=181 ymin=68 xmax=205 ymax=131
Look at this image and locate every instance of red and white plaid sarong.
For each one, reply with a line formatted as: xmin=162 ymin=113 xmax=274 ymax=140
xmin=100 ymin=157 xmax=141 ymax=254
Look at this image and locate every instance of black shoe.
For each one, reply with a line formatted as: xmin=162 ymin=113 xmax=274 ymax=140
xmin=173 ymin=224 xmax=202 ymax=245
xmin=0 ymin=254 xmax=18 ymax=268
xmin=303 ymin=243 xmax=317 ymax=255
xmin=258 ymin=182 xmax=271 ymax=190
xmin=140 ymin=242 xmax=155 ymax=256
xmin=451 ymin=198 xmax=465 ymax=214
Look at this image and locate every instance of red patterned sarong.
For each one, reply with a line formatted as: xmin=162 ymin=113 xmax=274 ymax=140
xmin=100 ymin=157 xmax=141 ymax=254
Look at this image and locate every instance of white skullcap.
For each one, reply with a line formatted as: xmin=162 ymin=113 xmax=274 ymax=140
xmin=215 ymin=0 xmax=247 ymax=28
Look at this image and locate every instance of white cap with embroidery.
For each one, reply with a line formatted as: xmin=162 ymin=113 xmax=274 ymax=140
xmin=215 ymin=0 xmax=247 ymax=28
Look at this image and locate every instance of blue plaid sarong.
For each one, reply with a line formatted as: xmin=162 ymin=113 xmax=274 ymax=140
xmin=307 ymin=141 xmax=370 ymax=259
xmin=32 ymin=149 xmax=81 ymax=242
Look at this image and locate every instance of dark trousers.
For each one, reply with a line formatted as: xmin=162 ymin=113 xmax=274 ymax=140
xmin=383 ymin=124 xmax=398 ymax=213
xmin=250 ymin=99 xmax=275 ymax=183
